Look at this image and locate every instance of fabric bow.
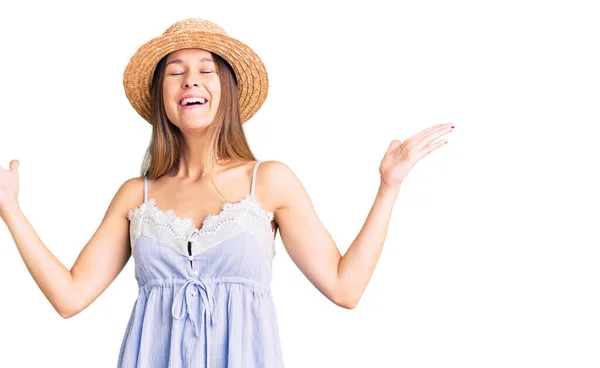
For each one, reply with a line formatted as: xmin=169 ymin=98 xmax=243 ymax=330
xmin=171 ymin=278 xmax=218 ymax=337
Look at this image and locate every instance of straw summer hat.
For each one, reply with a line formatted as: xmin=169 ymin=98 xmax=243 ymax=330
xmin=123 ymin=18 xmax=268 ymax=125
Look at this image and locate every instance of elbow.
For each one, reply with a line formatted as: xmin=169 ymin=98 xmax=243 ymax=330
xmin=332 ymin=291 xmax=359 ymax=309
xmin=59 ymin=311 xmax=73 ymax=319
xmin=56 ymin=276 xmax=84 ymax=319
xmin=57 ymin=302 xmax=82 ymax=319
xmin=332 ymin=281 xmax=360 ymax=309
xmin=58 ymin=307 xmax=77 ymax=319
xmin=338 ymin=298 xmax=358 ymax=310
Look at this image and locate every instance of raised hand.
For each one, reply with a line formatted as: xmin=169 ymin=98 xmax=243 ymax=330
xmin=0 ymin=160 xmax=20 ymax=212
xmin=379 ymin=123 xmax=454 ymax=190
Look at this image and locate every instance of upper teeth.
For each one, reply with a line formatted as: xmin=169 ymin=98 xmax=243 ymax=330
xmin=181 ymin=97 xmax=206 ymax=105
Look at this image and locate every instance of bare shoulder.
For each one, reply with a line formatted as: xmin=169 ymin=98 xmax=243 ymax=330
xmin=106 ymin=176 xmax=146 ymax=218
xmin=66 ymin=175 xmax=146 ymax=317
xmin=256 ymin=160 xmax=309 ymax=213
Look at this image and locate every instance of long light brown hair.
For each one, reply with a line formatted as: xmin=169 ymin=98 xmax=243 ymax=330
xmin=139 ymin=50 xmax=257 ymax=201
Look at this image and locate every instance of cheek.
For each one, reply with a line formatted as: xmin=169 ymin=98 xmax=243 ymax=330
xmin=161 ymin=89 xmax=179 ymax=122
xmin=209 ymin=81 xmax=221 ymax=107
xmin=162 ymin=83 xmax=173 ymax=102
xmin=162 ymin=85 xmax=178 ymax=108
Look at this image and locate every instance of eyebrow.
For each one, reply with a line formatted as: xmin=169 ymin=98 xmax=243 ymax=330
xmin=166 ymin=57 xmax=215 ymax=66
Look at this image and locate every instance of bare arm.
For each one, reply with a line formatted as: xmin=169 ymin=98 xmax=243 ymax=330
xmin=1 ymin=177 xmax=141 ymax=318
xmin=335 ymin=184 xmax=400 ymax=308
xmin=266 ymin=124 xmax=453 ymax=309
xmin=265 ymin=161 xmax=399 ymax=309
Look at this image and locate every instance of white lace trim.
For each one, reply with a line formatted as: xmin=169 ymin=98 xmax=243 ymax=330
xmin=127 ymin=195 xmax=276 ymax=269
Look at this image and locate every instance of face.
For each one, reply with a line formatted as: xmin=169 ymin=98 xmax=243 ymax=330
xmin=162 ymin=48 xmax=221 ymax=129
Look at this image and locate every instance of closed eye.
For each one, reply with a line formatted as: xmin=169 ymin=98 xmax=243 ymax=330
xmin=168 ymin=71 xmax=212 ymax=75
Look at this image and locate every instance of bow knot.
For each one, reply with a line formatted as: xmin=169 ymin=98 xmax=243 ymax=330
xmin=171 ymin=278 xmax=217 ymax=337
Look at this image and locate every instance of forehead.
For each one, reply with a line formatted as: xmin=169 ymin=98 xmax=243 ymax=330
xmin=166 ymin=48 xmax=214 ymax=63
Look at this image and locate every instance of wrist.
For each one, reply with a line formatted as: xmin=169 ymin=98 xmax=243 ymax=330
xmin=0 ymin=200 xmax=21 ymax=219
xmin=378 ymin=181 xmax=402 ymax=196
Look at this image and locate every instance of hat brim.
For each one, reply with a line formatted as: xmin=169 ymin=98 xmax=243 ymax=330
xmin=123 ymin=31 xmax=268 ymax=124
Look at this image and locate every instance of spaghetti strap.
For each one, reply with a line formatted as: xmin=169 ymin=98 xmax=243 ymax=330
xmin=250 ymin=161 xmax=262 ymax=196
xmin=121 ymin=159 xmax=282 ymax=366
xmin=144 ymin=176 xmax=148 ymax=202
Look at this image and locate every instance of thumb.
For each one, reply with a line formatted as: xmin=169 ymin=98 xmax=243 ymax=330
xmin=386 ymin=140 xmax=402 ymax=153
xmin=10 ymin=160 xmax=19 ymax=173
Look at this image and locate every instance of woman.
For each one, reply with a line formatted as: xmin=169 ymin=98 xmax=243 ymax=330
xmin=0 ymin=18 xmax=454 ymax=367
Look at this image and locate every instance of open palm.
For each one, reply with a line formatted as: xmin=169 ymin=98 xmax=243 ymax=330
xmin=379 ymin=123 xmax=454 ymax=190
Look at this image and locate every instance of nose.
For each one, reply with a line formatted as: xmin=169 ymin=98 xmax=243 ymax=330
xmin=183 ymin=73 xmax=200 ymax=88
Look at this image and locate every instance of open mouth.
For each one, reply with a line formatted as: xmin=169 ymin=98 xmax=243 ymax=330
xmin=180 ymin=97 xmax=208 ymax=106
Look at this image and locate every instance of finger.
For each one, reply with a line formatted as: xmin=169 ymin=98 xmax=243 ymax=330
xmin=412 ymin=124 xmax=454 ymax=150
xmin=10 ymin=160 xmax=19 ymax=173
xmin=409 ymin=122 xmax=452 ymax=142
xmin=421 ymin=139 xmax=448 ymax=158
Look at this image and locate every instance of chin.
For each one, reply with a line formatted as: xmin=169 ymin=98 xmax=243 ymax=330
xmin=180 ymin=118 xmax=214 ymax=128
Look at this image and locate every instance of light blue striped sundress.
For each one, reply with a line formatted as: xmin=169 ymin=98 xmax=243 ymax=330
xmin=118 ymin=161 xmax=284 ymax=367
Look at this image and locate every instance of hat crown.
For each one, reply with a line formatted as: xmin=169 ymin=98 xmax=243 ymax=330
xmin=163 ymin=18 xmax=228 ymax=37
xmin=124 ymin=18 xmax=268 ymax=125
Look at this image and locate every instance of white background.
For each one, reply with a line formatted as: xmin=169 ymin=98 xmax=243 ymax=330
xmin=0 ymin=0 xmax=599 ymax=367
